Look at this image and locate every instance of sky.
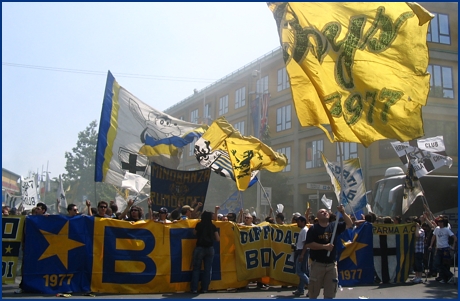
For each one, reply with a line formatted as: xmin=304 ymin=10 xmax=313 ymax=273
xmin=2 ymin=2 xmax=281 ymax=180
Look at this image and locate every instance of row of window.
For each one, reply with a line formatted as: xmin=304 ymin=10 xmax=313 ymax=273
xmin=276 ymin=141 xmax=358 ymax=173
xmin=190 ymin=62 xmax=454 ymax=126
xmin=188 ymin=118 xmax=457 ymax=170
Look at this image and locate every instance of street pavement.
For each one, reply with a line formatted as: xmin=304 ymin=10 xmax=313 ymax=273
xmin=2 ymin=273 xmax=458 ymax=300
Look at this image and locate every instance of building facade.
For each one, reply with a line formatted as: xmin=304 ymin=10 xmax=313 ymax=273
xmin=2 ymin=168 xmax=21 ymax=195
xmin=165 ymin=3 xmax=458 ymax=216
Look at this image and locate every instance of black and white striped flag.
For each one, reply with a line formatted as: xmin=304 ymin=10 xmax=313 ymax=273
xmin=391 ymin=136 xmax=452 ymax=178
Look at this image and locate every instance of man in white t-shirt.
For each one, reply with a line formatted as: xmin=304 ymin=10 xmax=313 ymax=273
xmin=292 ymin=216 xmax=309 ymax=297
xmin=429 ymin=217 xmax=457 ymax=284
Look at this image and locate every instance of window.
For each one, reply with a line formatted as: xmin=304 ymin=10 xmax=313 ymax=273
xmin=277 ymin=67 xmax=290 ymax=92
xmin=428 ymin=64 xmax=454 ymax=99
xmin=277 ymin=147 xmax=291 ymax=172
xmin=336 ymin=142 xmax=358 ymax=161
xmin=276 ymin=105 xmax=291 ymax=131
xmin=256 ymin=76 xmax=269 ymax=94
xmin=235 ymin=87 xmax=246 ymax=109
xmin=306 ymin=140 xmax=323 ymax=169
xmin=204 ymin=103 xmax=211 ymax=124
xmin=427 ymin=13 xmax=450 ymax=44
xmin=234 ymin=121 xmax=245 ymax=135
xmin=219 ymin=95 xmax=228 ymax=115
xmin=190 ymin=109 xmax=199 ymax=124
xmin=189 ymin=137 xmax=197 ymax=157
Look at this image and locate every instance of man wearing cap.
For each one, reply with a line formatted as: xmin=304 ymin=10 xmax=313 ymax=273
xmin=156 ymin=207 xmax=172 ymax=223
xmin=180 ymin=205 xmax=194 ymax=220
xmin=292 ymin=215 xmax=309 ymax=297
xmin=292 ymin=212 xmax=301 ymax=223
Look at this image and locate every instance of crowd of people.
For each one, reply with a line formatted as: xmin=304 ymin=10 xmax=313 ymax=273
xmin=2 ymin=200 xmax=457 ymax=297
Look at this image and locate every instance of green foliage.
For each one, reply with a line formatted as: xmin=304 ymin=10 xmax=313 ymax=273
xmin=63 ymin=120 xmax=116 ymax=205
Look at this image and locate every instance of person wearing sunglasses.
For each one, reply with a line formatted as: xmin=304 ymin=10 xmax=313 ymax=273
xmin=86 ymin=200 xmax=110 ymax=218
xmin=239 ymin=213 xmax=255 ymax=226
xmin=119 ymin=198 xmax=144 ymax=222
xmin=66 ymin=204 xmax=79 ymax=217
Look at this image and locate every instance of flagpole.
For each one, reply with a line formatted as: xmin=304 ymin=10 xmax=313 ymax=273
xmin=327 ymin=142 xmax=344 ymax=256
xmin=257 ymin=177 xmax=273 ymax=213
xmin=43 ymin=161 xmax=49 ymax=205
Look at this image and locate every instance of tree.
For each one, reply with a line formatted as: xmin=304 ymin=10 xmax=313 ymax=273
xmin=64 ymin=120 xmax=116 ymax=207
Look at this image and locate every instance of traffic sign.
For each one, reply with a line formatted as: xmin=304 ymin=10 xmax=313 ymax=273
xmin=306 ymin=183 xmax=332 ymax=190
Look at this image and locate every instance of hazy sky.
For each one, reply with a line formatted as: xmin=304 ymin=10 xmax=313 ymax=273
xmin=2 ymin=2 xmax=281 ymax=179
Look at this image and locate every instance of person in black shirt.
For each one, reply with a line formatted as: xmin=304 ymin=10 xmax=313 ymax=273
xmin=302 ymin=205 xmax=352 ymax=299
xmin=190 ymin=211 xmax=220 ymax=293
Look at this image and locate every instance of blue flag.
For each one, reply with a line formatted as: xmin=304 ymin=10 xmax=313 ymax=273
xmin=218 ymin=190 xmax=243 ymax=215
xmin=336 ymin=222 xmax=374 ymax=286
xmin=22 ymin=215 xmax=94 ymax=294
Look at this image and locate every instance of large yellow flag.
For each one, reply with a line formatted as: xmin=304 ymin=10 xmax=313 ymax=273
xmin=269 ymin=3 xmax=433 ymax=147
xmin=194 ymin=117 xmax=288 ymax=191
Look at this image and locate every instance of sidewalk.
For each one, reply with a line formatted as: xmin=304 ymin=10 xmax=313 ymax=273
xmin=2 ymin=273 xmax=458 ymax=299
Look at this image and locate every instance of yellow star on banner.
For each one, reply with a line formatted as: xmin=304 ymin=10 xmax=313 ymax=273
xmin=5 ymin=245 xmax=13 ymax=254
xmin=38 ymin=221 xmax=85 ymax=269
xmin=338 ymin=233 xmax=368 ymax=265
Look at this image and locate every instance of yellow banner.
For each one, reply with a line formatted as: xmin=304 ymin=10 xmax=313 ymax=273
xmin=232 ymin=221 xmax=301 ymax=285
xmin=91 ymin=219 xmax=250 ymax=293
xmin=2 ymin=216 xmax=25 ymax=284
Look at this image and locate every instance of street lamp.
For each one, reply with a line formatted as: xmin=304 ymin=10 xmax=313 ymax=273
xmin=252 ymin=68 xmax=263 ymax=218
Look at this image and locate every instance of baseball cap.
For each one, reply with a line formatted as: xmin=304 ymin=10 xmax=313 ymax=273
xmin=159 ymin=207 xmax=168 ymax=214
xmin=182 ymin=205 xmax=194 ymax=211
xmin=297 ymin=216 xmax=307 ymax=223
xmin=292 ymin=212 xmax=301 ymax=217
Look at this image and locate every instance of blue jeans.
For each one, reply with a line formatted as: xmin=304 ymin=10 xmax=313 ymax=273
xmin=435 ymin=248 xmax=453 ymax=281
xmin=295 ymin=250 xmax=309 ymax=293
xmin=191 ymin=246 xmax=215 ymax=292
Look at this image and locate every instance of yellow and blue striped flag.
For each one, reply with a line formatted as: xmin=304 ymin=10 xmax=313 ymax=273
xmin=95 ymin=71 xmax=207 ymax=188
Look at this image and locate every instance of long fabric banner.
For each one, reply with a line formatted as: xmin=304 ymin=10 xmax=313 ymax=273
xmin=232 ymin=222 xmax=299 ymax=283
xmin=149 ymin=162 xmax=211 ymax=213
xmin=16 ymin=216 xmax=415 ymax=293
xmin=2 ymin=216 xmax=25 ymax=284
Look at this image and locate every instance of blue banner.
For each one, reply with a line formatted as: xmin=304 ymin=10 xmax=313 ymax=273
xmin=149 ymin=162 xmax=211 ymax=212
xmin=22 ymin=215 xmax=94 ymax=294
xmin=337 ymin=222 xmax=374 ymax=286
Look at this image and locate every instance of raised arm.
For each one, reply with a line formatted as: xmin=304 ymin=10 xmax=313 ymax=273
xmin=214 ymin=206 xmax=220 ymax=221
xmin=86 ymin=199 xmax=92 ymax=216
xmin=119 ymin=199 xmax=134 ymax=220
xmin=147 ymin=198 xmax=154 ymax=220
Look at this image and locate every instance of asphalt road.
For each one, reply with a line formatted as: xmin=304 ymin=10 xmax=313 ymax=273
xmin=2 ymin=274 xmax=458 ymax=299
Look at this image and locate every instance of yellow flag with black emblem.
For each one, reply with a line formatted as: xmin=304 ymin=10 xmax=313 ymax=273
xmin=269 ymin=2 xmax=433 ymax=147
xmin=194 ymin=117 xmax=287 ymax=191
xmin=226 ymin=135 xmax=287 ymax=191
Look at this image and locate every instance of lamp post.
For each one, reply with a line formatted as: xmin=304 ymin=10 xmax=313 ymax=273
xmin=252 ymin=67 xmax=263 ymax=219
